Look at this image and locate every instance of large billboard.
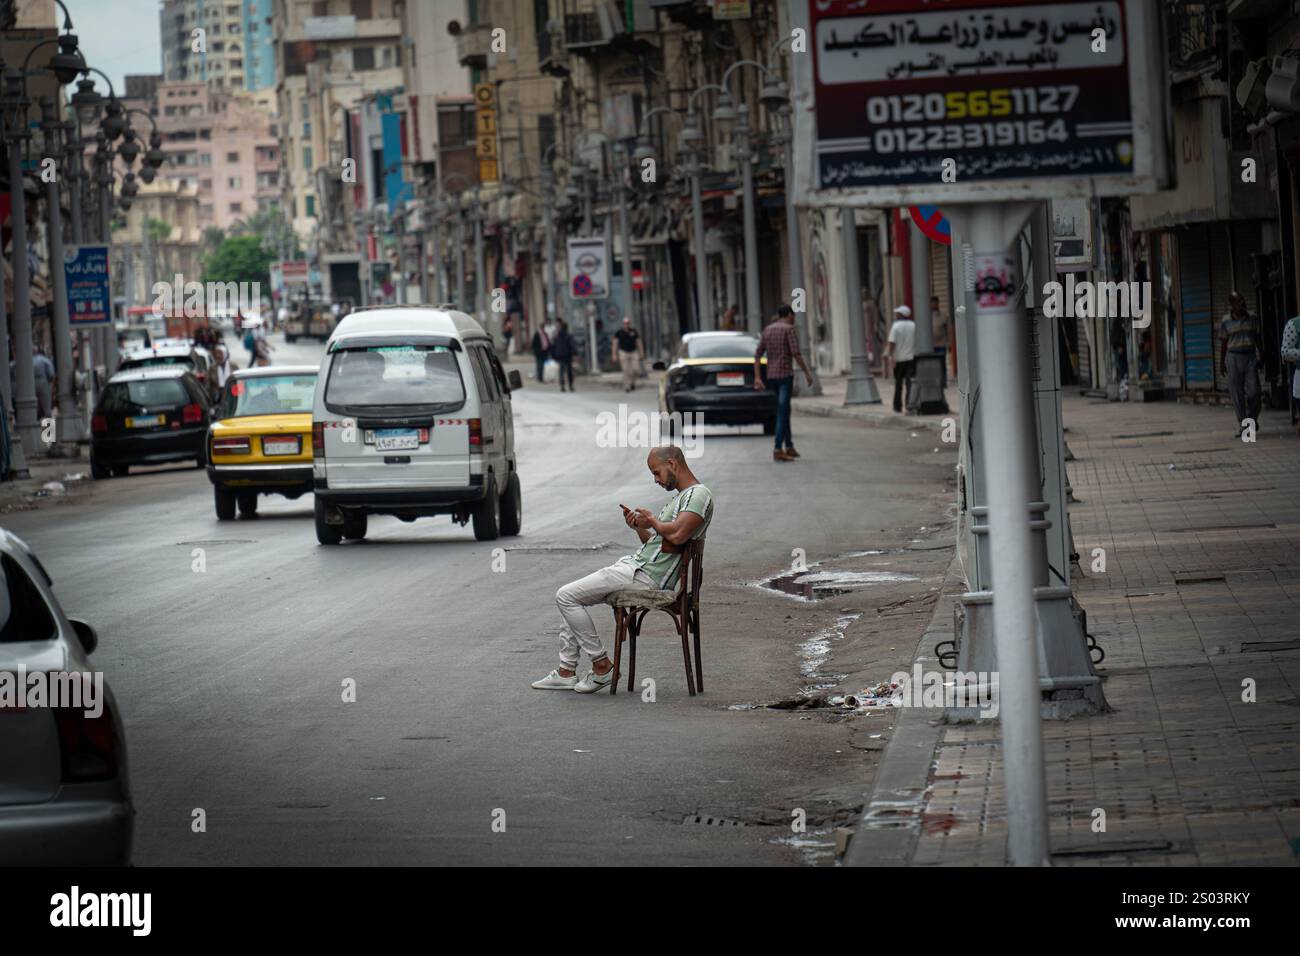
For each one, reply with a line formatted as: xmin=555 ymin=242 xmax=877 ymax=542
xmin=791 ymin=0 xmax=1170 ymax=206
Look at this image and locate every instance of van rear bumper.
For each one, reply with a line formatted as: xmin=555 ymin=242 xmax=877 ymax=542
xmin=314 ymin=483 xmax=487 ymax=516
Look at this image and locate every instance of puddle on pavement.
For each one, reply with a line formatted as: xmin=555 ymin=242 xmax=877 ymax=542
xmin=764 ymin=569 xmax=919 ymax=601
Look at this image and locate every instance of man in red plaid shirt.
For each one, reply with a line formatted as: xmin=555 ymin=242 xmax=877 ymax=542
xmin=753 ymin=305 xmax=815 ymax=462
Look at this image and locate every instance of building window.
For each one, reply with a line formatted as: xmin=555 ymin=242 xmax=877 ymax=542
xmin=303 ymin=147 xmax=313 ymax=169
xmin=306 ymin=195 xmax=316 ymax=217
xmin=351 ymin=0 xmax=372 ymax=18
xmin=353 ymin=46 xmax=374 ymax=71
xmin=228 ymin=177 xmax=242 ymax=189
xmin=303 ymin=121 xmax=311 ymax=136
xmin=226 ymin=151 xmax=240 ymax=163
xmin=230 ymin=202 xmax=242 ymax=214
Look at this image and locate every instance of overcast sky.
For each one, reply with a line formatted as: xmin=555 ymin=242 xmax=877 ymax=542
xmin=66 ymin=0 xmax=162 ymax=96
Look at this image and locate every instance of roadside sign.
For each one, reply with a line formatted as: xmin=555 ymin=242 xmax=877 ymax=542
xmin=1050 ymin=197 xmax=1095 ymax=269
xmin=791 ymin=0 xmax=1170 ymax=206
xmin=280 ymin=260 xmax=309 ymax=286
xmin=909 ymin=205 xmax=951 ymax=245
xmin=475 ymin=82 xmax=498 ymax=184
xmin=64 ymin=245 xmax=111 ymax=328
xmin=567 ymin=237 xmax=609 ymax=300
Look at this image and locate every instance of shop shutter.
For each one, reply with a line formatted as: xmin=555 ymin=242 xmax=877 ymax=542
xmin=1179 ymin=225 xmax=1214 ymax=390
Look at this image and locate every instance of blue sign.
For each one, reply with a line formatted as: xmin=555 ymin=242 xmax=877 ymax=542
xmin=64 ymin=245 xmax=112 ymax=328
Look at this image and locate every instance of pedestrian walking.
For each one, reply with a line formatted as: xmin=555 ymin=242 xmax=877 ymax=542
xmin=212 ymin=345 xmax=233 ymax=390
xmin=530 ymin=324 xmax=551 ymax=383
xmin=887 ymin=304 xmax=917 ymax=413
xmin=1220 ymin=291 xmax=1263 ymax=436
xmin=930 ymin=295 xmax=949 ymax=391
xmin=31 ymin=347 xmax=55 ymax=421
xmin=1281 ymin=313 xmax=1300 ymax=437
xmin=721 ymin=304 xmax=739 ymax=332
xmin=754 ymin=304 xmax=814 ymax=462
xmin=531 ymin=446 xmax=714 ymax=694
xmin=502 ymin=315 xmax=514 ymax=354
xmin=612 ymin=317 xmax=644 ymax=392
xmin=551 ymin=319 xmax=576 ymax=392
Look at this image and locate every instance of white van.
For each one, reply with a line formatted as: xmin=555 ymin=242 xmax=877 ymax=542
xmin=310 ymin=307 xmax=523 ymax=544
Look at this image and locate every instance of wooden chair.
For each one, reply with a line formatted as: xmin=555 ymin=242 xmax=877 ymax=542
xmin=608 ymin=538 xmax=705 ymax=697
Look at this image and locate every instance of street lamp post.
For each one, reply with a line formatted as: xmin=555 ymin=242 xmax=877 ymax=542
xmin=472 ymin=189 xmax=486 ymax=328
xmin=5 ymin=68 xmax=40 ymax=455
xmin=40 ymin=96 xmax=81 ymax=448
xmin=683 ymin=84 xmax=725 ymax=330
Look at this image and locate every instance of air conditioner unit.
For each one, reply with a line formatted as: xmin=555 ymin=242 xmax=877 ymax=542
xmin=1265 ymin=55 xmax=1300 ymax=113
xmin=595 ymin=0 xmax=628 ymax=41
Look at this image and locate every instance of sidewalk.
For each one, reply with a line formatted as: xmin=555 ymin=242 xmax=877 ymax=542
xmin=846 ymin=393 xmax=1300 ymax=866
xmin=793 ymin=372 xmax=960 ymax=433
xmin=0 ymin=447 xmax=92 ymax=515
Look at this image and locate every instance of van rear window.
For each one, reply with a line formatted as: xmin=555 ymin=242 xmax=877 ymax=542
xmin=325 ymin=345 xmax=465 ymax=407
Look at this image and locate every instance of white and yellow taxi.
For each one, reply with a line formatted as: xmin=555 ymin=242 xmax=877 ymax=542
xmin=206 ymin=365 xmax=318 ymax=519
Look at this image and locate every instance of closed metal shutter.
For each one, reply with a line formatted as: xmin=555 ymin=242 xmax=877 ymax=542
xmin=1180 ymin=225 xmax=1214 ymax=390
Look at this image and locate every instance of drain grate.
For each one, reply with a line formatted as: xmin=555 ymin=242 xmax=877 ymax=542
xmin=682 ymin=813 xmax=746 ymax=828
xmin=1169 ymin=522 xmax=1274 ymax=533
xmin=505 ymin=542 xmax=615 ymax=553
xmin=1240 ymin=639 xmax=1300 ymax=654
xmin=1052 ymin=839 xmax=1178 ymax=858
xmin=177 ymin=539 xmax=257 ymax=546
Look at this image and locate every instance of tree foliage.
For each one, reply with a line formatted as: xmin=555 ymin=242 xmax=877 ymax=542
xmin=202 ymin=234 xmax=275 ymax=289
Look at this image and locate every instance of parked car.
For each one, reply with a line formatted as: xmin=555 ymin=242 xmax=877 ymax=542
xmin=0 ymin=528 xmax=133 ymax=865
xmin=90 ymin=367 xmax=212 ymax=478
xmin=117 ymin=341 xmax=218 ymax=402
xmin=311 ymin=307 xmax=523 ymax=544
xmin=657 ymin=331 xmax=777 ymax=433
xmin=207 ymin=365 xmax=318 ymax=520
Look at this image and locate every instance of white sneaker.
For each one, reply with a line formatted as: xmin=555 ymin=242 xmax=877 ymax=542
xmin=531 ymin=669 xmax=578 ymax=690
xmin=574 ymin=667 xmax=615 ymax=694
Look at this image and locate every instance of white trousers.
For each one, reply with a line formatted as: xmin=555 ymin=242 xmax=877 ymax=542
xmin=555 ymin=560 xmax=654 ymax=668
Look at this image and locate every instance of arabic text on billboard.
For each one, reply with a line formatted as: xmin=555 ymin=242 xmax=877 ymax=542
xmin=811 ymin=1 xmax=1134 ymax=191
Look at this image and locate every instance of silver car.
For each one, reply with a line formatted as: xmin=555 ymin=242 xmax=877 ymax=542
xmin=0 ymin=529 xmax=133 ymax=865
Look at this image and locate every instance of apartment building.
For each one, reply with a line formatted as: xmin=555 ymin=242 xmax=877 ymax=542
xmin=122 ymin=78 xmax=280 ymax=232
xmin=160 ymin=0 xmax=277 ymax=93
xmin=272 ymin=0 xmax=405 ymax=241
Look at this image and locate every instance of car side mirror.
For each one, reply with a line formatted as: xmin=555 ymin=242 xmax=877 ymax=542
xmin=68 ymin=617 xmax=99 ymax=655
xmin=508 ymin=370 xmax=523 ymax=391
xmin=652 ymin=361 xmax=666 ymax=371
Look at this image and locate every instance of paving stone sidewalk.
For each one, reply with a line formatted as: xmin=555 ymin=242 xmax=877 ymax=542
xmin=848 ymin=392 xmax=1300 ymax=866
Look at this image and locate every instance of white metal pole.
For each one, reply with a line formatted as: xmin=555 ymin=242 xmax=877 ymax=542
xmin=949 ymin=201 xmax=1050 ymax=867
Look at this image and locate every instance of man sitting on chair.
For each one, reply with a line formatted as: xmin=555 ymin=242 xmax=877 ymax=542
xmin=532 ymin=445 xmax=714 ymax=694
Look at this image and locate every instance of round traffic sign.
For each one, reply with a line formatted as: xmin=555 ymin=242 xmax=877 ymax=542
xmin=909 ymin=205 xmax=951 ymax=245
xmin=572 ymin=274 xmax=593 ymax=297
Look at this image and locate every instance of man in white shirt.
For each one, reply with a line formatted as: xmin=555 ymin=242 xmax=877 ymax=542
xmin=887 ymin=304 xmax=917 ymax=413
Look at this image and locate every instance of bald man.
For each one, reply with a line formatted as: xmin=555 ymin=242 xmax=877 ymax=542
xmin=532 ymin=445 xmax=715 ymax=693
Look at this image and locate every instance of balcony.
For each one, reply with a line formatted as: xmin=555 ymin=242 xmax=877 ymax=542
xmin=456 ymin=23 xmax=493 ymax=69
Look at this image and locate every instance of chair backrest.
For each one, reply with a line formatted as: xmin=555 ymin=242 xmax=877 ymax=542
xmin=676 ymin=537 xmax=706 ymax=606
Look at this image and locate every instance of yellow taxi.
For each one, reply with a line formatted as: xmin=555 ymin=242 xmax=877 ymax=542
xmin=206 ymin=365 xmax=318 ymax=519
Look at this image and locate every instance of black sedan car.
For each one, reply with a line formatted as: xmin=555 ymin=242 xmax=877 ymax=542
xmin=90 ymin=367 xmax=212 ymax=478
xmin=657 ymin=332 xmax=777 ymax=433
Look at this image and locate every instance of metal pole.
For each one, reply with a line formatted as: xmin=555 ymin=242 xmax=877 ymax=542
xmin=842 ymin=207 xmax=880 ymax=404
xmin=780 ymin=108 xmax=820 ymax=394
xmin=738 ymin=115 xmax=760 ymax=334
xmin=615 ymin=144 xmax=633 ymax=330
xmin=395 ymin=211 xmax=406 ymax=305
xmin=0 ymin=88 xmax=26 ymax=474
xmin=948 ymin=201 xmax=1049 ymax=867
xmin=8 ymin=72 xmax=40 ymax=455
xmin=543 ymin=183 xmax=557 ymax=322
xmin=455 ymin=209 xmax=466 ymax=310
xmin=473 ymin=197 xmax=485 ymax=328
xmin=431 ymin=212 xmax=443 ymax=304
xmin=689 ymin=155 xmax=711 ymax=330
xmin=45 ymin=128 xmax=81 ymax=447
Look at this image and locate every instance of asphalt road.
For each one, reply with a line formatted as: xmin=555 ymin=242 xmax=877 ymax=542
xmin=8 ymin=332 xmax=955 ymax=865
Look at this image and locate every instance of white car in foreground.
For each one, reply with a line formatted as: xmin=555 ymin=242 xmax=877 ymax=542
xmin=0 ymin=529 xmax=133 ymax=865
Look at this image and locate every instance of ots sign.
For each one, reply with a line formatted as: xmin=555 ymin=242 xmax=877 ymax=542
xmin=791 ymin=0 xmax=1169 ymax=206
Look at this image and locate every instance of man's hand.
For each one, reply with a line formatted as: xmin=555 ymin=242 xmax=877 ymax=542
xmin=622 ymin=506 xmax=638 ymax=529
xmin=633 ymin=507 xmax=655 ymax=529
xmin=753 ymin=376 xmax=765 ymax=391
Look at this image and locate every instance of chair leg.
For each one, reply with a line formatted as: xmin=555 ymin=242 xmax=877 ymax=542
xmin=627 ymin=612 xmax=638 ymax=692
xmin=692 ymin=608 xmax=703 ymax=693
xmin=677 ymin=612 xmax=696 ymax=697
xmin=610 ymin=609 xmax=624 ymax=696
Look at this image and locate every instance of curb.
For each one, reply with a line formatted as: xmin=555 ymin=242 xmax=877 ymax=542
xmin=844 ymin=550 xmax=963 ymax=867
xmin=792 ymin=399 xmax=949 ymax=433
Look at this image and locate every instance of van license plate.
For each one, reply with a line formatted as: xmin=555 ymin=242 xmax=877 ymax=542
xmin=374 ymin=429 xmax=419 ymax=451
